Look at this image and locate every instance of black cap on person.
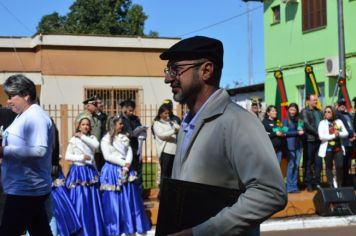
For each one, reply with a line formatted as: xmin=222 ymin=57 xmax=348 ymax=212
xmin=160 ymin=36 xmax=224 ymax=68
xmin=83 ymin=95 xmax=97 ymax=105
xmin=337 ymin=98 xmax=346 ymax=105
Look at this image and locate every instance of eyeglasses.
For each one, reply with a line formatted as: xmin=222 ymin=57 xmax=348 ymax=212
xmin=164 ymin=62 xmax=206 ymax=79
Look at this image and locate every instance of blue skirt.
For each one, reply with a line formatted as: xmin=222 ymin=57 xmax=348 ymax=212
xmin=66 ymin=164 xmax=106 ymax=236
xmin=52 ymin=170 xmax=82 ymax=236
xmin=100 ymin=162 xmax=151 ymax=235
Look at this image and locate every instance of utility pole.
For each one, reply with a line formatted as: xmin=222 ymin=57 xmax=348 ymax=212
xmin=337 ymin=0 xmax=345 ymax=80
xmin=247 ymin=2 xmax=254 ymax=85
xmin=334 ymin=0 xmax=351 ymax=110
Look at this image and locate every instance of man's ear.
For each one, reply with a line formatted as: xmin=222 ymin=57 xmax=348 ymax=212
xmin=24 ymin=95 xmax=30 ymax=102
xmin=201 ymin=61 xmax=214 ymax=82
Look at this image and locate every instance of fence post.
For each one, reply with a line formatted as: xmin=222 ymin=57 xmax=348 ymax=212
xmin=60 ymin=104 xmax=70 ymax=175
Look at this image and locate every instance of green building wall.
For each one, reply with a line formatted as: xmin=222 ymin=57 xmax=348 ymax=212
xmin=263 ymin=0 xmax=356 ymax=108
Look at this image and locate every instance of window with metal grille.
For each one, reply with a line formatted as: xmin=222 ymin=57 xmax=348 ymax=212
xmin=272 ymin=5 xmax=281 ymax=24
xmin=302 ymin=0 xmax=327 ymax=32
xmin=85 ymin=88 xmax=141 ymax=116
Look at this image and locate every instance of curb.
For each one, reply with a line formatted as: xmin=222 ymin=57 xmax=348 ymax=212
xmin=261 ymin=215 xmax=356 ymax=231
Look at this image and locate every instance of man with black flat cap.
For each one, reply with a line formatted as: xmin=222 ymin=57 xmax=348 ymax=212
xmin=160 ymin=36 xmax=286 ymax=236
xmin=336 ymin=98 xmax=356 ymax=186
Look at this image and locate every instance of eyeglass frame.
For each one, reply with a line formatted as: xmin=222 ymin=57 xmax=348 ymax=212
xmin=164 ymin=61 xmax=207 ymax=79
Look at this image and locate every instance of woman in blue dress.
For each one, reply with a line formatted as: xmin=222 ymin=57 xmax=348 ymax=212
xmin=52 ymin=167 xmax=82 ymax=236
xmin=100 ymin=115 xmax=151 ymax=236
xmin=65 ymin=116 xmax=106 ymax=236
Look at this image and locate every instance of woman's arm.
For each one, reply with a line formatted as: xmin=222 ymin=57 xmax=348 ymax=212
xmin=3 ymin=146 xmax=47 ymax=160
xmin=337 ymin=120 xmax=349 ymax=138
xmin=80 ymin=135 xmax=99 ymax=149
xmin=153 ymin=121 xmax=176 ymax=141
xmin=262 ymin=119 xmax=277 ymax=138
xmin=318 ymin=120 xmax=336 ymax=141
xmin=100 ymin=136 xmax=126 ymax=166
xmin=64 ymin=141 xmax=86 ymax=162
xmin=124 ymin=146 xmax=133 ymax=165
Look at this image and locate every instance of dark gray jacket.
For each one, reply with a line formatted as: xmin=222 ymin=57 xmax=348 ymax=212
xmin=300 ymin=107 xmax=322 ymax=142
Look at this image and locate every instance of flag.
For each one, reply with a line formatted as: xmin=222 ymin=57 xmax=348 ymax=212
xmin=337 ymin=78 xmax=352 ymax=112
xmin=305 ymin=65 xmax=322 ymax=110
xmin=274 ymin=70 xmax=288 ymax=121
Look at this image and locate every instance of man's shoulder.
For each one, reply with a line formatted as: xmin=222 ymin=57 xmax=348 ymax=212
xmin=225 ymin=101 xmax=252 ymax=115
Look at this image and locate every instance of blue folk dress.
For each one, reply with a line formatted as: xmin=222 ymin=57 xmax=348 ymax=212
xmin=52 ymin=169 xmax=82 ymax=236
xmin=65 ymin=135 xmax=106 ymax=236
xmin=100 ymin=133 xmax=151 ymax=236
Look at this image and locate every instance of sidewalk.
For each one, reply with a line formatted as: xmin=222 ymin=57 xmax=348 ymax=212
xmin=261 ymin=215 xmax=356 ymax=231
xmin=145 ymin=215 xmax=356 ymax=235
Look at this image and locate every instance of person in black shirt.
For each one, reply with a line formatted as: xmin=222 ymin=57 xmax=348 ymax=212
xmin=336 ymin=98 xmax=356 ymax=186
xmin=300 ymin=94 xmax=323 ymax=191
xmin=262 ymin=105 xmax=285 ymax=165
xmin=119 ymin=100 xmax=146 ymax=197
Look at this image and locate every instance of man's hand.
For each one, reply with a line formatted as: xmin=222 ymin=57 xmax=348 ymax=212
xmin=168 ymin=228 xmax=193 ymax=236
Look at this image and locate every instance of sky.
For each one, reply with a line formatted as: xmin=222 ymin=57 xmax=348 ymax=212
xmin=0 ymin=0 xmax=265 ymax=88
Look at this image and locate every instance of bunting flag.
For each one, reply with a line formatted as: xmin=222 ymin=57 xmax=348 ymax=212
xmin=305 ymin=65 xmax=322 ymax=110
xmin=274 ymin=70 xmax=288 ymax=121
xmin=337 ymin=78 xmax=352 ymax=112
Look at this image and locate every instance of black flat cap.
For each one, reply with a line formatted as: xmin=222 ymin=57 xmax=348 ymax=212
xmin=83 ymin=95 xmax=97 ymax=105
xmin=337 ymin=98 xmax=347 ymax=105
xmin=160 ymin=36 xmax=224 ymax=68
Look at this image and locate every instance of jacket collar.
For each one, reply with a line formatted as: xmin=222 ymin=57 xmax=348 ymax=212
xmin=180 ymin=89 xmax=231 ymax=162
xmin=200 ymin=89 xmax=230 ymax=121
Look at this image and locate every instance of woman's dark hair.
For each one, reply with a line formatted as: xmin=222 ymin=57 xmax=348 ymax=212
xmin=154 ymin=104 xmax=171 ymax=122
xmin=264 ymin=105 xmax=277 ymax=119
xmin=323 ymin=105 xmax=336 ymax=121
xmin=152 ymin=104 xmax=171 ymax=137
xmin=287 ymin=103 xmax=299 ymax=124
xmin=75 ymin=117 xmax=91 ymax=135
xmin=120 ymin=99 xmax=136 ymax=109
xmin=4 ymin=74 xmax=36 ymax=103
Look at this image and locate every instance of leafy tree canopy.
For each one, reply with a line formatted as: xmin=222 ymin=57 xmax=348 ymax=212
xmin=37 ymin=0 xmax=158 ymax=36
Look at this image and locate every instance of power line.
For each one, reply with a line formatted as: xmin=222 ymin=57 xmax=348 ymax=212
xmin=0 ymin=1 xmax=34 ymax=35
xmin=176 ymin=4 xmax=263 ymax=37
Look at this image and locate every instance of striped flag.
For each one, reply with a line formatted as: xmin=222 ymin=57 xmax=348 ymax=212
xmin=305 ymin=65 xmax=322 ymax=110
xmin=274 ymin=70 xmax=288 ymax=121
xmin=337 ymin=78 xmax=352 ymax=112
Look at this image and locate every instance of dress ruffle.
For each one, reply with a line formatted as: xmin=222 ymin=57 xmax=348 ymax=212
xmin=52 ymin=170 xmax=82 ymax=236
xmin=100 ymin=162 xmax=151 ymax=235
xmin=66 ymin=165 xmax=106 ymax=236
xmin=65 ymin=164 xmax=99 ymax=188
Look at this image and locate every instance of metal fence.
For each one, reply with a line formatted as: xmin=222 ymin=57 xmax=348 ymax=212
xmin=43 ymin=104 xmax=355 ymax=190
xmin=43 ymin=103 xmax=184 ymax=189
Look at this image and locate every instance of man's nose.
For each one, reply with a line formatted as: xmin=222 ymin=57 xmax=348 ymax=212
xmin=164 ymin=75 xmax=174 ymax=84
